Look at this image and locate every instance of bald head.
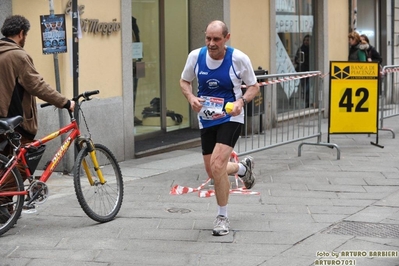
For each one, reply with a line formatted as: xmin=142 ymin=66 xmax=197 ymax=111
xmin=204 ymin=20 xmax=230 ymax=60
xmin=205 ymin=20 xmax=229 ymax=37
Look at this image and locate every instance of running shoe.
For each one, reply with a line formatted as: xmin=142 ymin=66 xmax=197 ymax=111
xmin=239 ymin=156 xmax=255 ymax=189
xmin=212 ymin=215 xmax=230 ymax=236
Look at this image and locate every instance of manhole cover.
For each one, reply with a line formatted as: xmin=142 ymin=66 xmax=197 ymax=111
xmin=322 ymin=221 xmax=399 ymax=239
xmin=166 ymin=207 xmax=191 ymax=214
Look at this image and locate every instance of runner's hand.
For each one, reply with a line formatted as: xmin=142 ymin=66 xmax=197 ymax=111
xmin=190 ymin=96 xmax=205 ymax=113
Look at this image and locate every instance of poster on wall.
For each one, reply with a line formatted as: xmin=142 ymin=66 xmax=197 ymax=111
xmin=275 ymin=15 xmax=313 ymax=33
xmin=275 ymin=0 xmax=296 ymax=13
xmin=40 ymin=14 xmax=67 ymax=54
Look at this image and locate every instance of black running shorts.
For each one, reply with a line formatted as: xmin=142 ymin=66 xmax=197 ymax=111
xmin=200 ymin=122 xmax=242 ymax=155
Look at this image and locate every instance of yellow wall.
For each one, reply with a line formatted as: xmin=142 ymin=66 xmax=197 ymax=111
xmin=328 ymin=0 xmax=349 ymax=61
xmin=229 ymin=0 xmax=269 ymax=71
xmin=12 ymin=0 xmax=122 ymax=100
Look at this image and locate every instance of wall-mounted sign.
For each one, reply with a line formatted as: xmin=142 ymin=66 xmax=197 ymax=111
xmin=80 ymin=18 xmax=121 ymax=35
xmin=40 ymin=14 xmax=67 ymax=54
xmin=64 ymin=0 xmax=121 ymax=36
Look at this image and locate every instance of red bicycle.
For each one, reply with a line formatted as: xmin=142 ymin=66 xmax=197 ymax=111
xmin=0 ymin=90 xmax=124 ymax=236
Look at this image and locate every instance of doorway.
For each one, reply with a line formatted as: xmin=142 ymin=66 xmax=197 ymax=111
xmin=355 ymin=0 xmax=379 ymax=54
xmin=132 ymin=0 xmax=189 ymax=138
xmin=275 ymin=0 xmax=315 ymax=111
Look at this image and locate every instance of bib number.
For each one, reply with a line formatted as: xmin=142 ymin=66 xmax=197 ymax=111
xmin=199 ymin=96 xmax=226 ymax=120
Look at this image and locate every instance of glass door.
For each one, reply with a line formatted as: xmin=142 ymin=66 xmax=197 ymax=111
xmin=275 ymin=0 xmax=315 ymax=111
xmin=356 ymin=0 xmax=378 ymax=52
xmin=132 ymin=0 xmax=189 ymax=136
xmin=132 ymin=0 xmax=161 ymax=135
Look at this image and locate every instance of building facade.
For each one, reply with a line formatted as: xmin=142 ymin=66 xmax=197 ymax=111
xmin=0 ymin=0 xmax=396 ymax=168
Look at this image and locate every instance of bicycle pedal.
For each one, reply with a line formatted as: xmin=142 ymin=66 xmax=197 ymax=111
xmin=22 ymin=204 xmax=37 ymax=214
xmin=23 ymin=204 xmax=35 ymax=210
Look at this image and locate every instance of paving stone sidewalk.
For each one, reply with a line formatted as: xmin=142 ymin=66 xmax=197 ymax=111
xmin=1 ymin=117 xmax=399 ymax=266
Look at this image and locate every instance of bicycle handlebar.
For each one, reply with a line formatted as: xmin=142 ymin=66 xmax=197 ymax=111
xmin=40 ymin=90 xmax=100 ymax=108
xmin=74 ymin=90 xmax=100 ymax=102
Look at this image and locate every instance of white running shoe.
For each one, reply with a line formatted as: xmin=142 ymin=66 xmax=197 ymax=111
xmin=239 ymin=156 xmax=255 ymax=189
xmin=212 ymin=215 xmax=230 ymax=236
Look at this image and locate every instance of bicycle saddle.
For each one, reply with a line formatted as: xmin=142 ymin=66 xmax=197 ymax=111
xmin=0 ymin=116 xmax=23 ymax=134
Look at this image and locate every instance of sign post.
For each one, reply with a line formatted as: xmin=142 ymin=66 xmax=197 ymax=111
xmin=328 ymin=61 xmax=381 ymax=147
xmin=72 ymin=0 xmax=79 ymax=160
xmin=41 ymin=0 xmax=68 ymax=172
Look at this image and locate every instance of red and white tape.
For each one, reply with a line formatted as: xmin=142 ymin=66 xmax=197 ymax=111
xmin=170 ymin=151 xmax=260 ymax=197
xmin=241 ymin=72 xmax=321 ymax=89
xmin=242 ymin=67 xmax=392 ymax=88
xmin=381 ymin=67 xmax=399 ymax=76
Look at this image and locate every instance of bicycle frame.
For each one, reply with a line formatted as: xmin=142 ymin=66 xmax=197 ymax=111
xmin=0 ymin=113 xmax=106 ymax=199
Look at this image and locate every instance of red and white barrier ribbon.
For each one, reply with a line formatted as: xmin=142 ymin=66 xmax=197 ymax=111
xmin=243 ymin=66 xmax=393 ymax=89
xmin=381 ymin=67 xmax=399 ymax=76
xmin=170 ymin=151 xmax=260 ymax=197
xmin=241 ymin=72 xmax=322 ymax=89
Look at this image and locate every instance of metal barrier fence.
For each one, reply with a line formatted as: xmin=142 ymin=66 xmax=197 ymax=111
xmin=379 ymin=65 xmax=399 ymax=138
xmin=236 ymin=71 xmax=340 ymax=159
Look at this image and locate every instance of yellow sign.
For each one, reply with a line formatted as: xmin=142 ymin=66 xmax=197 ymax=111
xmin=329 ymin=61 xmax=379 ymax=134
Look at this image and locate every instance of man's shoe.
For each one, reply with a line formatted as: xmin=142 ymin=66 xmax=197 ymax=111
xmin=239 ymin=156 xmax=255 ymax=189
xmin=212 ymin=215 xmax=230 ymax=236
xmin=0 ymin=206 xmax=11 ymax=223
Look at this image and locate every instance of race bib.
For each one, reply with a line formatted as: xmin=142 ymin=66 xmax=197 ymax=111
xmin=199 ymin=96 xmax=226 ymax=120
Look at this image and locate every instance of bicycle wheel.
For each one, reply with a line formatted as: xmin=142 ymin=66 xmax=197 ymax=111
xmin=73 ymin=143 xmax=123 ymax=222
xmin=0 ymin=154 xmax=24 ymax=236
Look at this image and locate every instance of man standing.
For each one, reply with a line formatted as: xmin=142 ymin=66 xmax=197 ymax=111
xmin=180 ymin=20 xmax=259 ymax=236
xmin=295 ymin=35 xmax=311 ymax=107
xmin=0 ymin=15 xmax=74 ymax=222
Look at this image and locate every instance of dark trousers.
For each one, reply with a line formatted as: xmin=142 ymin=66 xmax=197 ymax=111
xmin=0 ymin=134 xmax=32 ymax=207
xmin=301 ymin=78 xmax=310 ymax=107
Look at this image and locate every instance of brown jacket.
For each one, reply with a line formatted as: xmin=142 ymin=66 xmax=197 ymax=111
xmin=0 ymin=38 xmax=69 ymax=139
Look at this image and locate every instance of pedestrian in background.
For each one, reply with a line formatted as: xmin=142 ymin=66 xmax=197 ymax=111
xmin=295 ymin=35 xmax=310 ymax=72
xmin=360 ymin=34 xmax=382 ymax=64
xmin=348 ymin=31 xmax=368 ymax=61
xmin=180 ymin=20 xmax=259 ymax=236
xmin=295 ymin=35 xmax=311 ymax=108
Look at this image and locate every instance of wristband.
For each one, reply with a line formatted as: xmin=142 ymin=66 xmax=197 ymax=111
xmin=240 ymin=96 xmax=247 ymax=106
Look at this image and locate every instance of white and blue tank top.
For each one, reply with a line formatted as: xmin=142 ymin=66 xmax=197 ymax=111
xmin=195 ymin=46 xmax=241 ymax=128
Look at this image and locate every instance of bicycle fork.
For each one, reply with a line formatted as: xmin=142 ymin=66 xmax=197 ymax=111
xmin=79 ymin=139 xmax=106 ymax=185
